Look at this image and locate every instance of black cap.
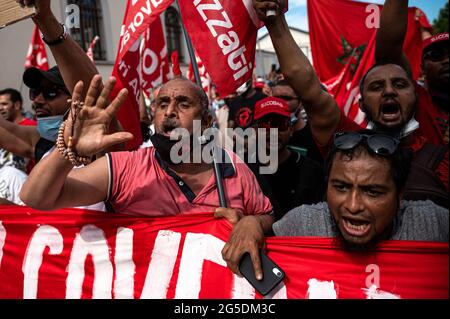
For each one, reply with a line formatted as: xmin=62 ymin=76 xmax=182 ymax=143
xmin=23 ymin=66 xmax=66 ymax=89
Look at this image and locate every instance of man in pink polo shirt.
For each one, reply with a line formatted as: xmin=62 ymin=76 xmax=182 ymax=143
xmin=20 ymin=75 xmax=274 ymax=280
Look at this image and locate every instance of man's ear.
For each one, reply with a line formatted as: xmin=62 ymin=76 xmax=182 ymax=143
xmin=14 ymin=102 xmax=22 ymax=111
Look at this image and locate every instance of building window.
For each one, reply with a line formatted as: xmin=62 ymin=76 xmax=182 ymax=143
xmin=67 ymin=0 xmax=106 ymax=60
xmin=165 ymin=7 xmax=184 ymax=63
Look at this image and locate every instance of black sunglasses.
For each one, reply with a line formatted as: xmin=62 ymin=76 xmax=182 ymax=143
xmin=334 ymin=132 xmax=400 ymax=156
xmin=29 ymin=86 xmax=67 ymax=101
xmin=423 ymin=47 xmax=449 ymax=63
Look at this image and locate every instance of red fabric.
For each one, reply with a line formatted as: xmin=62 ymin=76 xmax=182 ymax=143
xmin=307 ymin=0 xmax=431 ymax=82
xmin=116 ymin=0 xmax=174 ymax=64
xmin=310 ymin=0 xmax=431 ymax=127
xmin=170 ymin=51 xmax=182 ymax=77
xmin=24 ymin=26 xmax=49 ymax=71
xmin=187 ymin=53 xmax=212 ymax=97
xmin=86 ymin=36 xmax=99 ymax=63
xmin=177 ymin=0 xmax=258 ymax=97
xmin=0 ymin=206 xmax=447 ymax=299
xmin=17 ymin=118 xmax=36 ymax=126
xmin=140 ymin=16 xmax=172 ymax=96
xmin=415 ymin=84 xmax=449 ymax=146
xmin=111 ymin=1 xmax=144 ymax=151
xmin=107 ymin=148 xmax=272 ymax=217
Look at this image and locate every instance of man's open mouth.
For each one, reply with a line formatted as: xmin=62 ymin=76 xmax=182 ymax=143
xmin=342 ymin=217 xmax=371 ymax=237
xmin=161 ymin=122 xmax=179 ymax=137
xmin=380 ymin=100 xmax=401 ymax=121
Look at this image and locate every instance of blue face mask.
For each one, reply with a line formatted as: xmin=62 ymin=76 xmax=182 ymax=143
xmin=37 ymin=115 xmax=64 ymax=142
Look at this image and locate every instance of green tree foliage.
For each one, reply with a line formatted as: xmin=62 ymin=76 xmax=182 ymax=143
xmin=433 ymin=2 xmax=449 ymax=34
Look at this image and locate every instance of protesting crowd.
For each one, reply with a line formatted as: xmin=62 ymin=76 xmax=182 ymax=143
xmin=0 ymin=0 xmax=448 ymax=299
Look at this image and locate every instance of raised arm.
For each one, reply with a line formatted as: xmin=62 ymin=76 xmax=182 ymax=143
xmin=375 ymin=0 xmax=411 ymax=70
xmin=0 ymin=116 xmax=39 ymax=158
xmin=18 ymin=0 xmax=98 ymax=97
xmin=253 ymin=0 xmax=341 ymax=145
xmin=20 ymin=76 xmax=133 ymax=210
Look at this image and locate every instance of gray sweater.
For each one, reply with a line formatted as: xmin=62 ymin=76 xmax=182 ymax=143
xmin=273 ymin=200 xmax=449 ymax=242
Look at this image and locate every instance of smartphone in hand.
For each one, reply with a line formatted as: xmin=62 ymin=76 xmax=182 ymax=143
xmin=238 ymin=250 xmax=285 ymax=296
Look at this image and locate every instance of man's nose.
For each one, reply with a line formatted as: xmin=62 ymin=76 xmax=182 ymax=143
xmin=164 ymin=102 xmax=177 ymax=118
xmin=344 ymin=190 xmax=364 ymax=215
xmin=382 ymin=83 xmax=397 ymax=96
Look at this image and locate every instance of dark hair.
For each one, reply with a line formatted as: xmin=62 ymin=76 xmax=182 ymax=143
xmin=359 ymin=62 xmax=413 ymax=98
xmin=0 ymin=88 xmax=23 ymax=105
xmin=324 ymin=130 xmax=411 ymax=194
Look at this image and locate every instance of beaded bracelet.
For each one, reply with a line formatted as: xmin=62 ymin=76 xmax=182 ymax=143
xmin=56 ymin=120 xmax=91 ymax=167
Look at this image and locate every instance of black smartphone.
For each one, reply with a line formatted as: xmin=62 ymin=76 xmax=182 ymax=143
xmin=238 ymin=250 xmax=285 ymax=296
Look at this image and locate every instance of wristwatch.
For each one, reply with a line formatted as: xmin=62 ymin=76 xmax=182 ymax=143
xmin=42 ymin=24 xmax=68 ymax=46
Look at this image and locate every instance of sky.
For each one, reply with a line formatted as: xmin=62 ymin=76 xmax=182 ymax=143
xmin=260 ymin=0 xmax=448 ymax=35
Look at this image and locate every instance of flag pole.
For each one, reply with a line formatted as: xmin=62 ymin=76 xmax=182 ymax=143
xmin=175 ymin=0 xmax=201 ymax=86
xmin=175 ymin=0 xmax=227 ymax=208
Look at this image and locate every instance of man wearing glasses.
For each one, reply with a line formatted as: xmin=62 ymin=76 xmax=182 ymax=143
xmin=272 ymin=131 xmax=448 ymax=244
xmin=0 ymin=66 xmax=71 ymax=163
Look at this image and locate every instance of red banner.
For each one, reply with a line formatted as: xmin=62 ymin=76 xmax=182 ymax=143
xmin=24 ymin=25 xmax=49 ymax=70
xmin=0 ymin=206 xmax=447 ymax=299
xmin=178 ymin=0 xmax=258 ymax=98
xmin=140 ymin=16 xmax=172 ymax=96
xmin=117 ymin=0 xmax=174 ymax=64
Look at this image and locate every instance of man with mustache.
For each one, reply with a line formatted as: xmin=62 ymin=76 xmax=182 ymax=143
xmin=375 ymin=0 xmax=448 ymax=147
xmin=273 ymin=131 xmax=448 ymax=244
xmin=252 ymin=0 xmax=448 ymax=208
xmin=20 ymin=75 xmax=275 ymax=280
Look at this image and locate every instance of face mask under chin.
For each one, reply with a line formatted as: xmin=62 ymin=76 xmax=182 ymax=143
xmin=150 ymin=132 xmax=212 ymax=165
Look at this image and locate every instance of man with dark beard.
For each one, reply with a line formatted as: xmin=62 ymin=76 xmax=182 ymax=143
xmin=252 ymin=0 xmax=448 ymax=208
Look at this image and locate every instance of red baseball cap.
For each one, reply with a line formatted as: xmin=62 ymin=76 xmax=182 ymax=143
xmin=422 ymin=33 xmax=449 ymax=55
xmin=254 ymin=97 xmax=290 ymax=120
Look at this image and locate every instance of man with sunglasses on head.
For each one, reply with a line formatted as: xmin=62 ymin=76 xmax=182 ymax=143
xmin=272 ymin=131 xmax=448 ymax=244
xmin=253 ymin=0 xmax=448 ymax=208
xmin=248 ymin=97 xmax=324 ymax=221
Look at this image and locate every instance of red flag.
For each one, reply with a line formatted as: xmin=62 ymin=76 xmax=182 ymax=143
xmin=140 ymin=16 xmax=172 ymax=96
xmin=309 ymin=0 xmax=432 ymax=126
xmin=24 ymin=26 xmax=49 ymax=71
xmin=307 ymin=0 xmax=431 ymax=82
xmin=187 ymin=52 xmax=212 ymax=98
xmin=116 ymin=0 xmax=174 ymax=64
xmin=111 ymin=1 xmax=144 ymax=150
xmin=86 ymin=35 xmax=100 ymax=63
xmin=170 ymin=50 xmax=182 ymax=77
xmin=0 ymin=206 xmax=448 ymax=299
xmin=177 ymin=0 xmax=259 ymax=97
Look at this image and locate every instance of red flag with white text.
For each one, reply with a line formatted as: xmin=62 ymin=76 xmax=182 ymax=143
xmin=140 ymin=16 xmax=172 ymax=96
xmin=24 ymin=25 xmax=49 ymax=71
xmin=0 ymin=206 xmax=448 ymax=299
xmin=177 ymin=0 xmax=259 ymax=97
xmin=116 ymin=0 xmax=174 ymax=64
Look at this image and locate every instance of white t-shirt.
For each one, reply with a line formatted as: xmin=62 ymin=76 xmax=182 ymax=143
xmin=0 ymin=166 xmax=27 ymax=205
